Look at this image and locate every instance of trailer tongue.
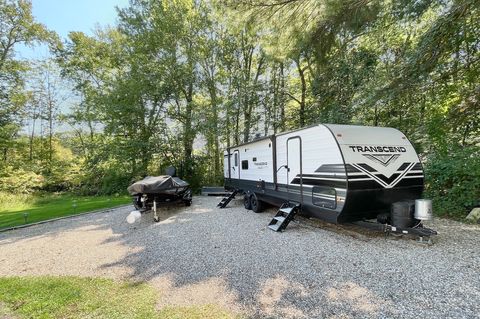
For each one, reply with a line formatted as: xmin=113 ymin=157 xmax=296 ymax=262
xmin=221 ymin=124 xmax=437 ymax=240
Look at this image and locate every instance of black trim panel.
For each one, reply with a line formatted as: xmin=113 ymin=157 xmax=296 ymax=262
xmin=316 ymin=164 xmax=354 ymax=173
xmin=291 ymin=178 xmax=347 ymax=188
xmin=347 ymin=177 xmax=423 ymax=190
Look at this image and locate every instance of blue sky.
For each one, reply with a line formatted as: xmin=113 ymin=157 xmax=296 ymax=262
xmin=18 ymin=0 xmax=129 ymax=59
xmin=18 ymin=0 xmax=130 ymax=134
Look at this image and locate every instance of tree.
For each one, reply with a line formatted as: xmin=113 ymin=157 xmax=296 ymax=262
xmin=116 ymin=0 xmax=211 ymax=178
xmin=27 ymin=60 xmax=68 ymax=170
xmin=0 ymin=0 xmax=57 ymax=162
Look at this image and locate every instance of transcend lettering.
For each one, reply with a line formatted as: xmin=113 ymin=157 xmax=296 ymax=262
xmin=349 ymin=146 xmax=407 ymax=153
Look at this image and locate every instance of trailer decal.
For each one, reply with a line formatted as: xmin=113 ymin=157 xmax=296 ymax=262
xmin=290 ymin=177 xmax=347 ymax=188
xmin=350 ymin=162 xmax=419 ymax=189
xmin=362 ymin=153 xmax=400 ymax=167
xmin=348 ymin=145 xmax=407 ymax=153
xmin=315 ymin=164 xmax=355 ymax=173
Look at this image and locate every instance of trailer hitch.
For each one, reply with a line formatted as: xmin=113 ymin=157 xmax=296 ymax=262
xmin=351 ymin=220 xmax=437 ymax=239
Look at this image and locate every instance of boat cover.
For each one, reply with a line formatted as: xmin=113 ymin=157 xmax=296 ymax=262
xmin=127 ymin=176 xmax=189 ymax=195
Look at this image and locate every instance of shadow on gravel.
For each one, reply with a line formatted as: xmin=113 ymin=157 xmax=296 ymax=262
xmin=1 ymin=196 xmax=479 ymax=318
xmin=0 ymin=213 xmax=119 ymax=246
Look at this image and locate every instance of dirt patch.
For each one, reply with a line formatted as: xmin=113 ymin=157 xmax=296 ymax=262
xmin=152 ymin=274 xmax=242 ymax=315
xmin=0 ymin=302 xmax=18 ymax=319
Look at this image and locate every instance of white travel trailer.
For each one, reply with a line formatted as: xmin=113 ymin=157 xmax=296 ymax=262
xmin=221 ymin=124 xmax=435 ymax=236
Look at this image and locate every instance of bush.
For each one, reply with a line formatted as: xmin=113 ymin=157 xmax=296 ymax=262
xmin=0 ymin=167 xmax=44 ymax=194
xmin=424 ymin=146 xmax=480 ymax=219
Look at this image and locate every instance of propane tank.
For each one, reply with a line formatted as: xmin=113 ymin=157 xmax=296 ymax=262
xmin=391 ymin=201 xmax=415 ymax=228
xmin=415 ymin=199 xmax=433 ymax=221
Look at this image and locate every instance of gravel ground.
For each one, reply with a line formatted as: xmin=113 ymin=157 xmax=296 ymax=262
xmin=0 ymin=196 xmax=479 ymax=318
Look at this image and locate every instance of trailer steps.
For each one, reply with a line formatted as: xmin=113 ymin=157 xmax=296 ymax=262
xmin=217 ymin=190 xmax=238 ymax=208
xmin=268 ymin=202 xmax=300 ymax=232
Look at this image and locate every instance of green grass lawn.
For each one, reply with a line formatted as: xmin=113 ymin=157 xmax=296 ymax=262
xmin=0 ymin=276 xmax=237 ymax=319
xmin=0 ymin=192 xmax=132 ymax=230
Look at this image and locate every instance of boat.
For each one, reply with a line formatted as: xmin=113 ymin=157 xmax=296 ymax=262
xmin=127 ymin=167 xmax=192 ymax=222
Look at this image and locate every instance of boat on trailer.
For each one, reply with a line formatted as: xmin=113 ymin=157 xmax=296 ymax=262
xmin=219 ymin=124 xmax=436 ymax=239
xmin=128 ymin=167 xmax=192 ymax=222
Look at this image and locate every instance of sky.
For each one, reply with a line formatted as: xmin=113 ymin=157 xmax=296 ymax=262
xmin=17 ymin=0 xmax=129 ymax=134
xmin=18 ymin=0 xmax=129 ymax=59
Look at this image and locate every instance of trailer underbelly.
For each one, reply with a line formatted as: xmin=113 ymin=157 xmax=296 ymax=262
xmin=225 ymin=178 xmax=342 ymax=223
xmin=225 ymin=179 xmax=424 ymax=224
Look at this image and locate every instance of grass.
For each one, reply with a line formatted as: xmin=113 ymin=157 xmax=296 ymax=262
xmin=0 ymin=276 xmax=238 ymax=319
xmin=0 ymin=192 xmax=131 ymax=230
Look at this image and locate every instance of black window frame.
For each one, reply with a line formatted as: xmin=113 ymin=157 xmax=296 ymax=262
xmin=241 ymin=160 xmax=249 ymax=170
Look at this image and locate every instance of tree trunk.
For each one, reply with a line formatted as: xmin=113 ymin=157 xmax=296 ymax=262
xmin=29 ymin=111 xmax=37 ymax=161
xmin=279 ymin=62 xmax=286 ymax=131
xmin=234 ymin=87 xmax=241 ymax=145
xmin=208 ymin=84 xmax=221 ymax=180
xmin=48 ymin=98 xmax=53 ymax=165
xmin=183 ymin=82 xmax=195 ymax=178
xmin=243 ymin=98 xmax=251 ymax=143
xmin=295 ymin=57 xmax=307 ymax=127
xmin=243 ymin=54 xmax=264 ymax=143
xmin=272 ymin=64 xmax=278 ymax=133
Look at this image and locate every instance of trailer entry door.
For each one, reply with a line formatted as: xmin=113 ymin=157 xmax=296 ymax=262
xmin=230 ymin=150 xmax=240 ymax=187
xmin=287 ymin=137 xmax=303 ymax=204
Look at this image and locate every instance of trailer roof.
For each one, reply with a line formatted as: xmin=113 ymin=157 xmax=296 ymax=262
xmin=274 ymin=124 xmax=322 ymax=137
xmin=226 ymin=123 xmax=398 ymax=151
xmin=227 ymin=135 xmax=274 ymax=150
xmin=227 ymin=124 xmax=324 ymax=150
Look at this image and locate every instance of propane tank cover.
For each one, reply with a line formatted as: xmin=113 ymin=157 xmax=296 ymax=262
xmin=415 ymin=199 xmax=433 ymax=221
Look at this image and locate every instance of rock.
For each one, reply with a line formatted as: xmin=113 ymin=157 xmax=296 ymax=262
xmin=466 ymin=207 xmax=480 ymax=223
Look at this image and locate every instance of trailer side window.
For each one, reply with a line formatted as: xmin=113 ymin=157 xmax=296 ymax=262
xmin=312 ymin=186 xmax=337 ymax=209
xmin=241 ymin=160 xmax=249 ymax=170
xmin=234 ymin=153 xmax=238 ymax=166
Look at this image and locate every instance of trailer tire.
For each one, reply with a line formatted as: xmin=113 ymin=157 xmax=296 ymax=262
xmin=243 ymin=194 xmax=252 ymax=210
xmin=133 ymin=195 xmax=142 ymax=210
xmin=250 ymin=193 xmax=264 ymax=213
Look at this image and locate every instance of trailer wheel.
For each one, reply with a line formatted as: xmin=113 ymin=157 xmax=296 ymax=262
xmin=184 ymin=200 xmax=192 ymax=207
xmin=133 ymin=195 xmax=142 ymax=210
xmin=250 ymin=193 xmax=264 ymax=213
xmin=243 ymin=194 xmax=252 ymax=210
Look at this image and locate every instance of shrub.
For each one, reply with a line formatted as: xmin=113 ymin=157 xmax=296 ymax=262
xmin=0 ymin=167 xmax=44 ymax=194
xmin=424 ymin=146 xmax=480 ymax=219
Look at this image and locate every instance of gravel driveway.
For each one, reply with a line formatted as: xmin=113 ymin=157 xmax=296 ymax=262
xmin=1 ymin=196 xmax=479 ymax=318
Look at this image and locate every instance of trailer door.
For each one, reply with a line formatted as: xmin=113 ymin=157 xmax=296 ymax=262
xmin=230 ymin=149 xmax=240 ymax=182
xmin=287 ymin=137 xmax=303 ymax=204
xmin=223 ymin=152 xmax=229 ymax=178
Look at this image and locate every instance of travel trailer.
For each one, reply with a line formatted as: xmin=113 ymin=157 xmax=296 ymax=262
xmin=220 ymin=124 xmax=436 ymax=237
